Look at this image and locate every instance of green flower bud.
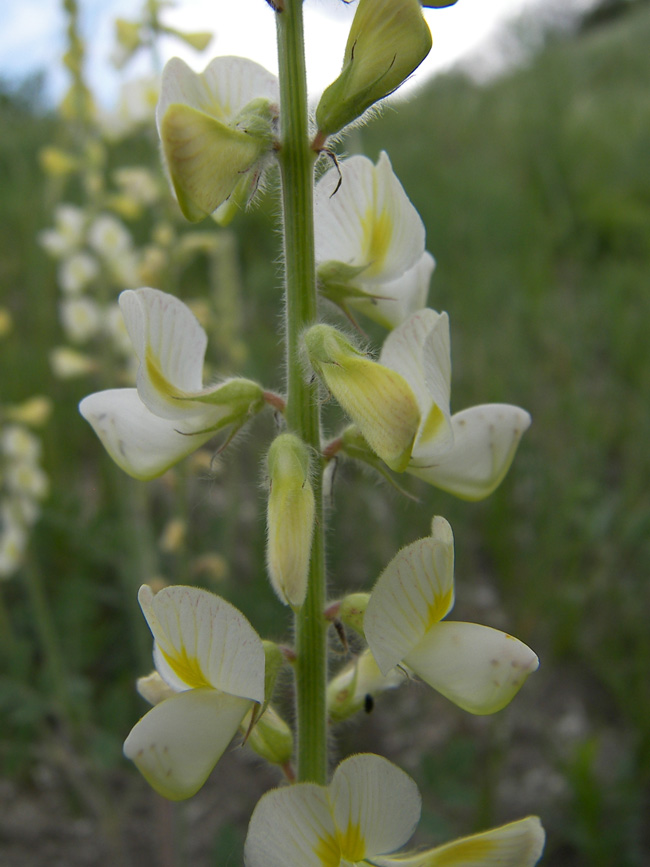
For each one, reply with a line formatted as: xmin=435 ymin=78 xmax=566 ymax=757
xmin=244 ymin=705 xmax=293 ymax=767
xmin=327 ymin=649 xmax=404 ymax=723
xmin=316 ymin=0 xmax=432 ymax=137
xmin=266 ymin=434 xmax=315 ymax=609
xmin=338 ymin=592 xmax=371 ymax=637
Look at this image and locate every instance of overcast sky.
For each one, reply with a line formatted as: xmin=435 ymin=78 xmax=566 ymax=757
xmin=0 ymin=0 xmax=593 ymax=107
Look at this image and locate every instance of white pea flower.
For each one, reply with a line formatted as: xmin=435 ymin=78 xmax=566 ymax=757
xmin=60 ymin=297 xmax=102 ymax=343
xmin=365 ymin=517 xmax=539 ymax=715
xmin=244 ymin=752 xmax=545 ymax=867
xmin=87 ymin=213 xmax=133 ymax=261
xmin=1 ymin=425 xmax=41 ymax=462
xmin=307 ymin=309 xmax=531 ymax=499
xmin=98 ymin=75 xmax=160 ymax=139
xmin=124 ymin=585 xmax=265 ymax=800
xmin=58 ymin=251 xmax=99 ymax=294
xmin=79 ymin=288 xmax=265 ymax=480
xmin=50 ymin=347 xmax=97 ymax=379
xmin=113 ymin=167 xmax=160 ymax=206
xmin=38 ymin=204 xmax=86 ymax=258
xmin=315 ymin=152 xmax=431 ymax=328
xmin=5 ymin=463 xmax=49 ymax=501
xmin=156 ymin=56 xmax=279 ymax=223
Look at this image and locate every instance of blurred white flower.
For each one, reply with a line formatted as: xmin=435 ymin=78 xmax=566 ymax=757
xmin=58 ymin=251 xmax=100 ymax=294
xmin=39 ymin=204 xmax=86 ymax=258
xmin=60 ymin=297 xmax=102 ymax=343
xmin=87 ymin=213 xmax=133 ymax=261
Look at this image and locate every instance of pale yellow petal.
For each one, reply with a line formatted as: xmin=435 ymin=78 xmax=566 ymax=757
xmin=407 ymin=405 xmax=531 ymax=500
xmin=370 ymin=815 xmax=545 ymax=866
xmin=123 ymin=688 xmax=250 ymax=800
xmin=404 ymin=621 xmax=539 ymax=715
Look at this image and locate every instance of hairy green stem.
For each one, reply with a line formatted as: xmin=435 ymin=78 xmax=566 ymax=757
xmin=276 ymin=0 xmax=328 ymax=784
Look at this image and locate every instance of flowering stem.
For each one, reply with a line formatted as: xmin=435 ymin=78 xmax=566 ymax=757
xmin=275 ymin=0 xmax=328 ymax=784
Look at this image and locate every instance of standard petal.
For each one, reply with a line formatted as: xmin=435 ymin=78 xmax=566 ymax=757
xmin=123 ymin=688 xmax=251 ymax=800
xmin=365 ymin=524 xmax=455 ymax=675
xmin=407 ymin=404 xmax=532 ymax=500
xmin=315 ymin=153 xmax=425 ymax=284
xmin=244 ymin=782 xmax=337 ymax=867
xmin=404 ymin=621 xmax=539 ymax=715
xmin=330 ymin=754 xmax=421 ymax=861
xmin=369 ymin=816 xmax=545 ymax=866
xmin=157 ymin=56 xmax=278 ymax=129
xmin=119 ymin=288 xmax=208 ymax=417
xmin=138 ymin=585 xmax=265 ymax=703
xmin=79 ymin=388 xmax=217 ymax=480
xmin=380 ymin=310 xmax=452 ymax=462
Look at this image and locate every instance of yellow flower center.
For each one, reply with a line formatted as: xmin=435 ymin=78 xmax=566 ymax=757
xmin=160 ymin=645 xmax=211 ymax=689
xmin=426 ymin=586 xmax=454 ymax=631
xmin=362 ymin=206 xmax=392 ymax=278
xmin=314 ymin=821 xmax=365 ymax=866
xmin=145 ymin=347 xmax=188 ymax=402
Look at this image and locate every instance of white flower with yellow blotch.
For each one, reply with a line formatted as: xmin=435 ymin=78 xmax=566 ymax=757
xmin=79 ymin=287 xmax=265 ymax=480
xmin=306 ymin=309 xmax=531 ymax=500
xmin=315 ymin=152 xmax=432 ymax=329
xmin=156 ymin=56 xmax=278 ymax=224
xmin=124 ymin=584 xmax=265 ymax=800
xmin=244 ymin=752 xmax=545 ymax=867
xmin=365 ymin=517 xmax=538 ymax=715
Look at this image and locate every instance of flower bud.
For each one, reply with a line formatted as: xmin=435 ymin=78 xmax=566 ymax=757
xmin=266 ymin=434 xmax=315 ymax=609
xmin=262 ymin=640 xmax=285 ymax=707
xmin=327 ymin=649 xmax=404 ymax=722
xmin=243 ymin=705 xmax=293 ymax=766
xmin=316 ymin=0 xmax=432 ymax=137
xmin=338 ymin=592 xmax=370 ymax=637
xmin=304 ymin=325 xmax=418 ymax=472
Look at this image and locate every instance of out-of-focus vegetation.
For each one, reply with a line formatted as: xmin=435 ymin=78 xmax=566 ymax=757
xmin=1 ymin=1 xmax=649 ymax=864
